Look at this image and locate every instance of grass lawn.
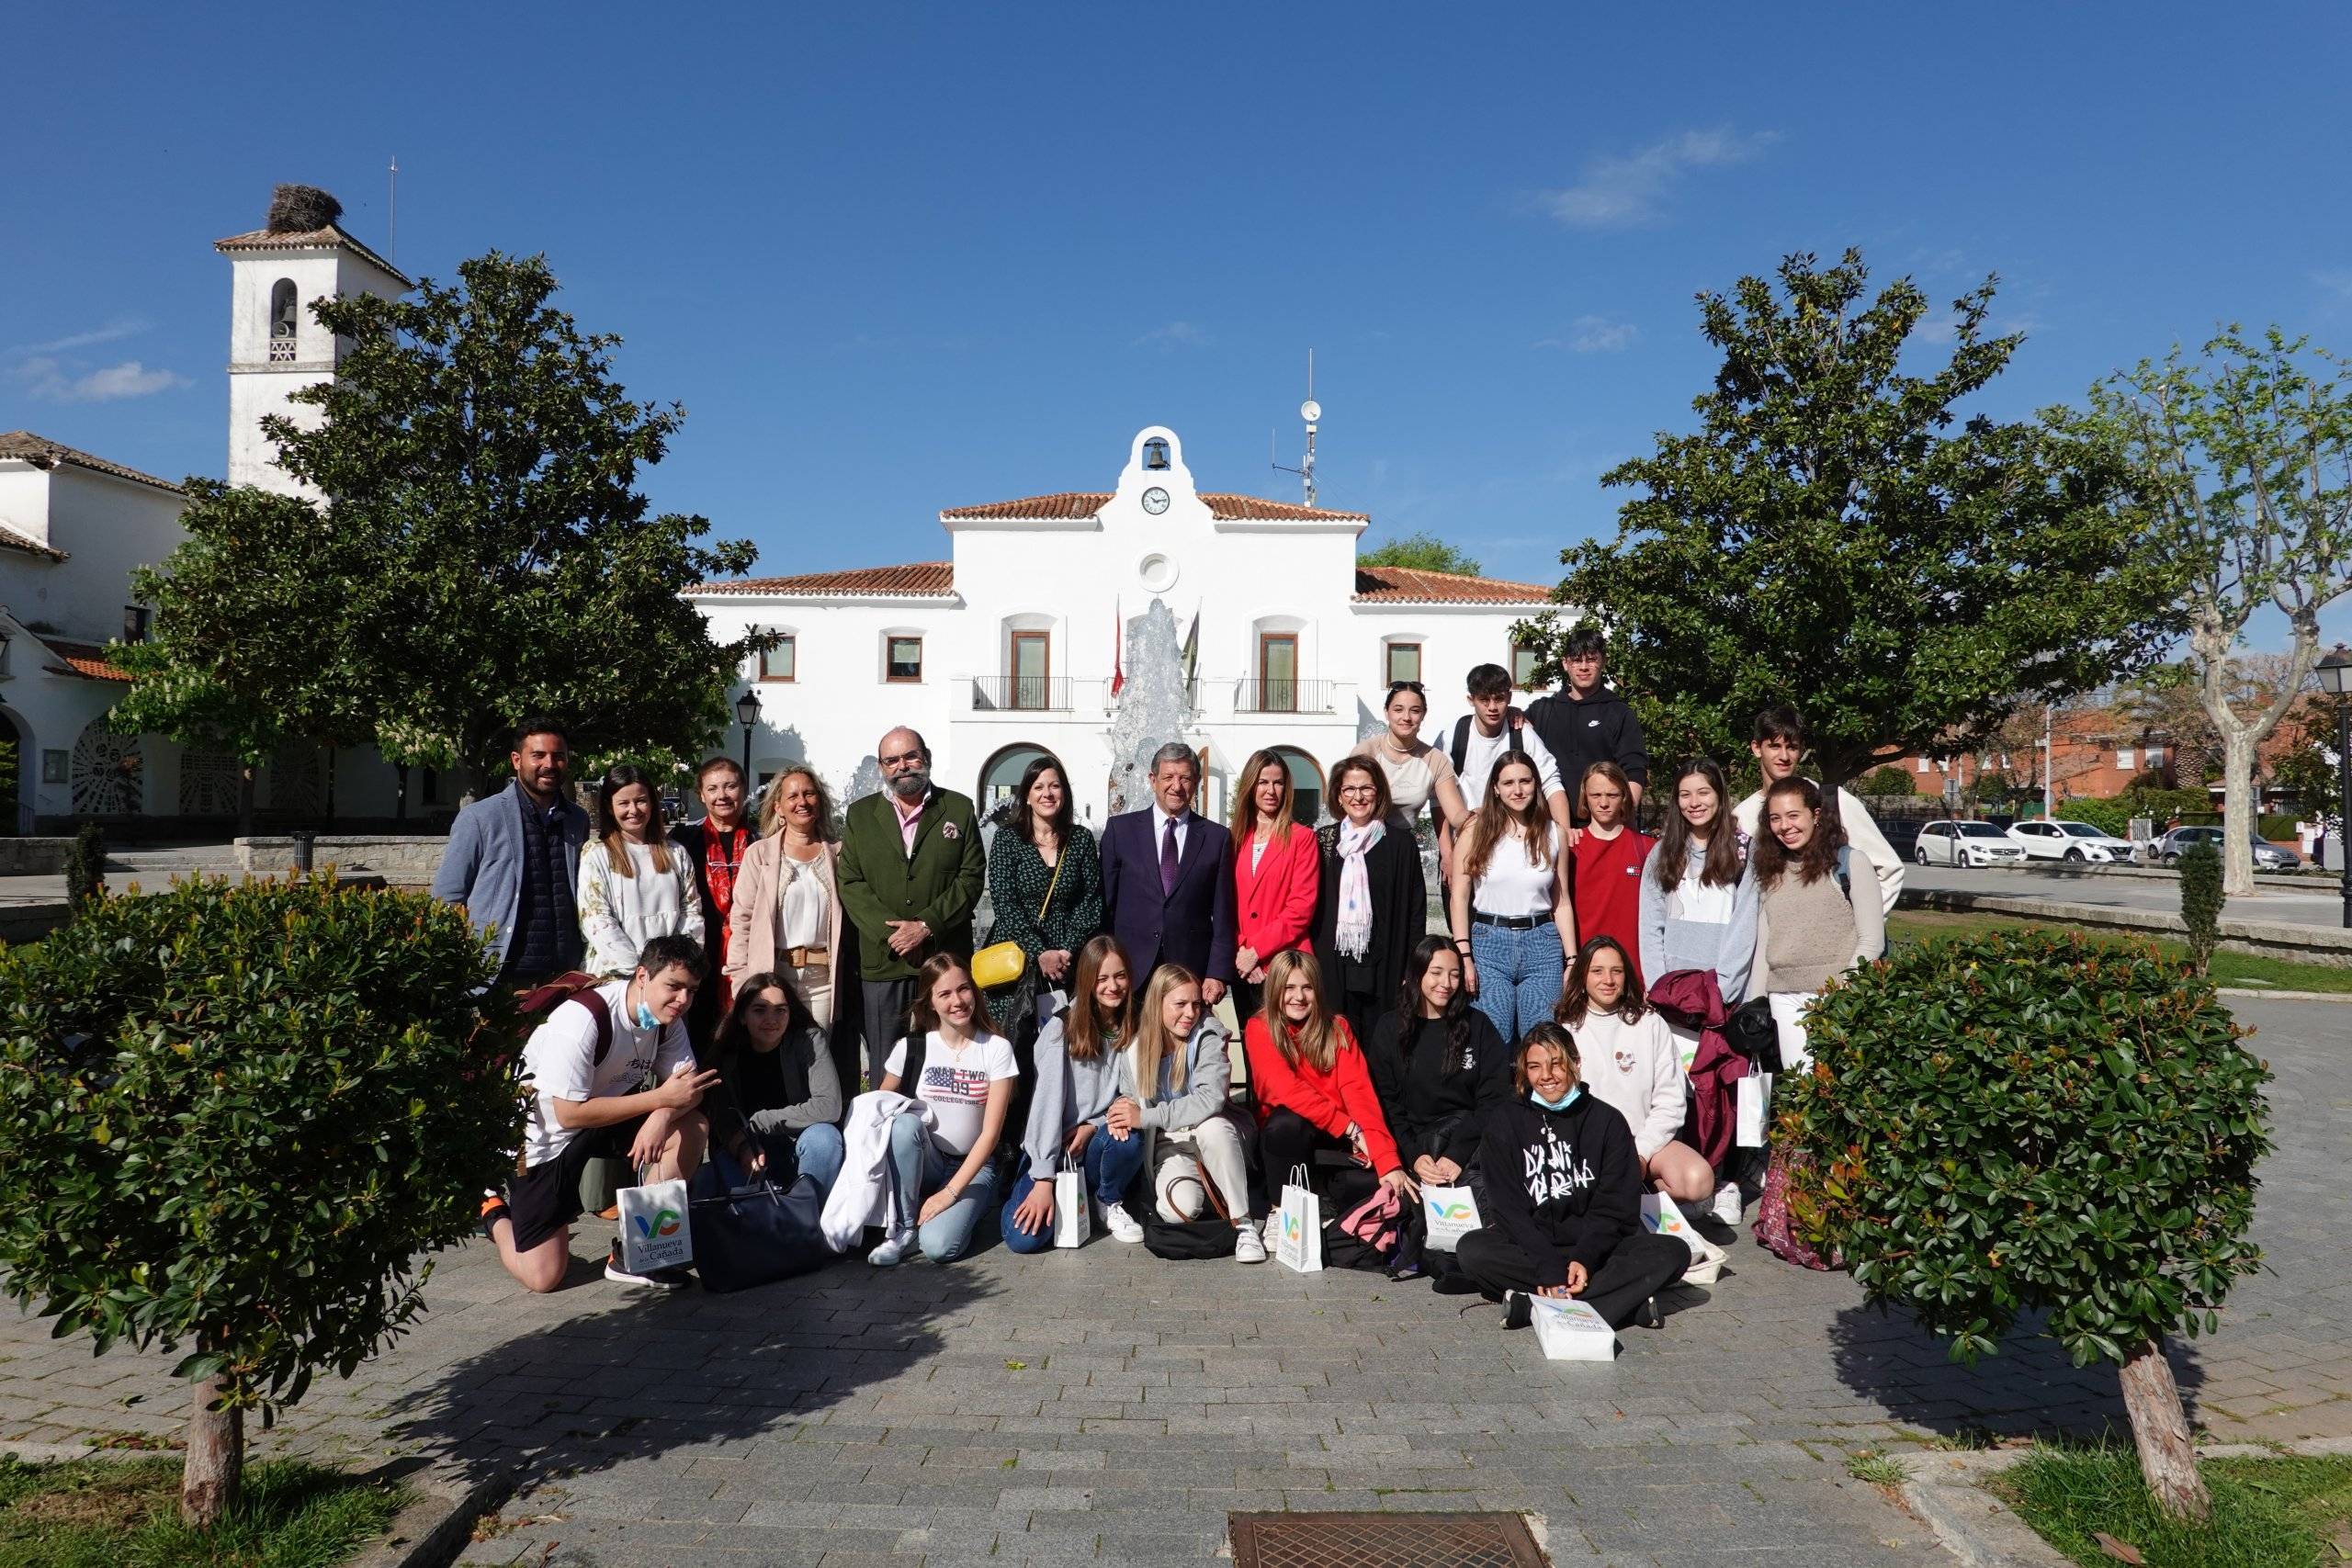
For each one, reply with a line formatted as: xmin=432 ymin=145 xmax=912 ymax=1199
xmin=0 ymin=1454 xmax=404 ymax=1568
xmin=1991 ymin=1445 xmax=2352 ymax=1568
xmin=1887 ymin=909 xmax=2352 ymax=994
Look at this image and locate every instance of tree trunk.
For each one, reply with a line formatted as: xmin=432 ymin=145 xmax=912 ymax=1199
xmin=2119 ymin=1340 xmax=2210 ymax=1522
xmin=2218 ymin=731 xmax=2259 ymax=897
xmin=394 ymin=761 xmax=409 ymax=822
xmin=180 ymin=1374 xmax=243 ymax=1528
xmin=236 ymin=766 xmax=256 ymax=840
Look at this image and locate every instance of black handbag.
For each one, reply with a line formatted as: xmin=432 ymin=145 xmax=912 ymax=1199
xmin=690 ymin=1173 xmax=831 ymax=1293
xmin=1122 ymin=1189 xmax=1238 ymax=1259
xmin=1727 ymin=995 xmax=1782 ymax=1075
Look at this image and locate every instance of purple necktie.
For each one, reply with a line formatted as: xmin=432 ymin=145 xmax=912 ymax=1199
xmin=1160 ymin=818 xmax=1181 ymax=897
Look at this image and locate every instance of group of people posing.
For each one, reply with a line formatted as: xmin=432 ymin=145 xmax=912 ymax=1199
xmin=440 ymin=627 xmax=1903 ymax=1334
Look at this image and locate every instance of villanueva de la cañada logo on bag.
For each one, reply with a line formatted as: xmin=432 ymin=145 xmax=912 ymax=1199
xmin=633 ymin=1206 xmax=683 ymax=1240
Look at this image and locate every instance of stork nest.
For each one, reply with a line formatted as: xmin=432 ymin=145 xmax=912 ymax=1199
xmin=266 ymin=184 xmax=344 ymax=233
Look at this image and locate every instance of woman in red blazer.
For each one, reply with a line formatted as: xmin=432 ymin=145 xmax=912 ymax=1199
xmin=1228 ymin=748 xmax=1322 ymax=1026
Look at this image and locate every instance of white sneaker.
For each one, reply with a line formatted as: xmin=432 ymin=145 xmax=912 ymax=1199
xmin=1261 ymin=1213 xmax=1284 ymax=1249
xmin=1233 ymin=1224 xmax=1268 ymax=1264
xmin=1711 ymin=1182 xmax=1745 ymax=1224
xmin=604 ymin=1242 xmax=690 ymax=1290
xmin=1100 ymin=1201 xmax=1145 ymax=1245
xmin=868 ymin=1229 xmax=915 ymax=1267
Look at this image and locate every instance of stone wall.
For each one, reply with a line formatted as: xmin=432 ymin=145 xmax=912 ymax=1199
xmin=234 ymin=834 xmax=445 ymax=886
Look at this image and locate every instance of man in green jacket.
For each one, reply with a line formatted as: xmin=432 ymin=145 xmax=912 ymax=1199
xmin=837 ymin=726 xmax=987 ymax=1085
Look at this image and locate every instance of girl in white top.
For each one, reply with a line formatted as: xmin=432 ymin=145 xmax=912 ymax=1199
xmin=873 ymin=956 xmax=1018 ymax=1266
xmin=1447 ymin=751 xmax=1576 ymax=1045
xmin=1349 ymin=682 xmax=1470 ymax=840
xmin=578 ymin=764 xmax=705 ymax=978
xmin=1555 ymin=935 xmax=1715 ymax=1205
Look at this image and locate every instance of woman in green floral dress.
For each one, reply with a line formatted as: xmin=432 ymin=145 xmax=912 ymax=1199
xmin=984 ymin=752 xmax=1105 ymax=1046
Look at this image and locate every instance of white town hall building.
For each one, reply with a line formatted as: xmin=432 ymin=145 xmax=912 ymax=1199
xmin=695 ymin=427 xmax=1558 ymax=830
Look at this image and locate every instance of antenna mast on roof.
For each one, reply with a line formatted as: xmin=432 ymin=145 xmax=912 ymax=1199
xmin=1271 ymin=349 xmax=1319 ymax=508
xmin=387 ymin=155 xmax=399 ymax=264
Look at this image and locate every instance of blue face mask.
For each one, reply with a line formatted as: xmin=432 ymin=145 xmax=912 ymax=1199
xmin=1532 ymin=1084 xmax=1582 ymax=1112
xmin=634 ymin=999 xmax=662 ymax=1031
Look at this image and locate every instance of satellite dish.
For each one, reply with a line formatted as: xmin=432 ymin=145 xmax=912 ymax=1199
xmin=1300 ymin=399 xmax=1322 ymax=423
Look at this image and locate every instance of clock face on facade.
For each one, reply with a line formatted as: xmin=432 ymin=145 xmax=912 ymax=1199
xmin=1141 ymin=486 xmax=1170 ymax=515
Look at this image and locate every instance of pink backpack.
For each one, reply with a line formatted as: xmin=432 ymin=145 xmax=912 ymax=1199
xmin=1337 ymin=1187 xmax=1403 ymax=1254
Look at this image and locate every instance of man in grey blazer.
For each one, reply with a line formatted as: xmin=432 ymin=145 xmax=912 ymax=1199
xmin=432 ymin=716 xmax=594 ymax=985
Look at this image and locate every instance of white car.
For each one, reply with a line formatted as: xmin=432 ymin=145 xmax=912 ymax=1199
xmin=1914 ymin=819 xmax=2029 ymax=868
xmin=2007 ymin=818 xmax=2137 ymax=863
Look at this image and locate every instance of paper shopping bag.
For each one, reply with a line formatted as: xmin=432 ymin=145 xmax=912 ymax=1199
xmin=1736 ymin=1071 xmax=1772 ymax=1148
xmin=1642 ymin=1191 xmax=1727 ymax=1284
xmin=1530 ymin=1296 xmax=1618 ymax=1361
xmin=617 ymin=1174 xmax=694 ymax=1275
xmin=1421 ymin=1184 xmax=1482 ymax=1253
xmin=1052 ymin=1168 xmax=1091 ymax=1248
xmin=1276 ymin=1164 xmax=1322 ymax=1273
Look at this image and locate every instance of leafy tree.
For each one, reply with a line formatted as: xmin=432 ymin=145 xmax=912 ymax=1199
xmin=2178 ymin=841 xmax=2225 ymax=972
xmin=111 ymin=483 xmax=373 ymax=834
xmin=2084 ymin=329 xmax=2352 ymax=896
xmin=1359 ymin=530 xmax=1482 ymax=577
xmin=1787 ymin=930 xmax=2271 ymax=1521
xmin=1514 ymin=251 xmax=2184 ymax=789
xmin=2267 ymin=710 xmax=2344 ymax=827
xmin=266 ymin=252 xmax=762 ymax=786
xmin=0 ymin=876 xmax=522 ymax=1526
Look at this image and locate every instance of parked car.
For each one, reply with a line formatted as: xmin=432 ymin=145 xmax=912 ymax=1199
xmin=1914 ymin=819 xmax=2030 ymax=868
xmin=2008 ymin=818 xmax=2137 ymax=863
xmin=2151 ymin=825 xmax=2302 ymax=871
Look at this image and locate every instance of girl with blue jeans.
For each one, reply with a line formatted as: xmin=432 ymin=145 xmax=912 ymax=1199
xmin=1449 ymin=752 xmax=1577 ymax=1047
xmin=873 ymin=956 xmax=1018 ymax=1266
xmin=1002 ymin=937 xmax=1150 ymax=1251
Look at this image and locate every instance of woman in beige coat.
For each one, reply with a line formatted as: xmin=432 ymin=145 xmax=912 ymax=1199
xmin=729 ymin=765 xmax=854 ymax=1089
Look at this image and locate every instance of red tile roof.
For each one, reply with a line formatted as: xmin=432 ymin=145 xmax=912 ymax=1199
xmin=0 ymin=431 xmax=182 ymax=495
xmin=40 ymin=638 xmax=129 ymax=682
xmin=697 ymin=561 xmax=956 ymax=598
xmin=213 ymin=223 xmax=411 ymax=286
xmin=1352 ymin=565 xmax=1553 ymax=604
xmin=939 ymin=491 xmax=1371 ymax=523
xmin=0 ymin=522 xmax=66 ymax=561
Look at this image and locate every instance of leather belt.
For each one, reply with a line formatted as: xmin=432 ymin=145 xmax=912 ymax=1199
xmin=785 ymin=945 xmax=830 ymax=970
xmin=1469 ymin=911 xmax=1543 ymax=930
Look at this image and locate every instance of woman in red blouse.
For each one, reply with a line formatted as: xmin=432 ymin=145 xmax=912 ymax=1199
xmin=1228 ymin=749 xmax=1321 ymax=1026
xmin=1243 ymin=950 xmax=1415 ymax=1243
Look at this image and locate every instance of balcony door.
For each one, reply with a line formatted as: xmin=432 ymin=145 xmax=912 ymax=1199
xmin=1259 ymin=633 xmax=1299 ymax=714
xmin=1011 ymin=630 xmax=1049 ymax=710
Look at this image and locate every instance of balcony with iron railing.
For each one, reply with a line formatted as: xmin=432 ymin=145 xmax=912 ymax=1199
xmin=1229 ymin=678 xmax=1341 ymax=716
xmin=970 ymin=674 xmax=1077 ymax=713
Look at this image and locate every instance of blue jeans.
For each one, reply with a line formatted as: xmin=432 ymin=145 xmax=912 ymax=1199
xmin=999 ymin=1125 xmax=1149 ymax=1255
xmin=1470 ymin=919 xmax=1566 ymax=1046
xmin=698 ymin=1122 xmax=846 ymax=1199
xmin=887 ymin=1111 xmax=1001 ymax=1262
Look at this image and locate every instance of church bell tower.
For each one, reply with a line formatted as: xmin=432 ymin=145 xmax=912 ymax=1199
xmin=215 ymin=184 xmax=409 ymax=496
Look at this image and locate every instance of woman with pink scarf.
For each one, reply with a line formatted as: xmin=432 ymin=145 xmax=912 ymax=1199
xmin=1308 ymin=757 xmax=1426 ymax=1046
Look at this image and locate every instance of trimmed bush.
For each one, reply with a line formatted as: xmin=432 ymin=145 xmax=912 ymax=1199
xmin=1857 ymin=765 xmax=1920 ymax=797
xmin=2255 ymin=814 xmax=2300 ymax=843
xmin=2179 ymin=841 xmax=2223 ymax=973
xmin=1785 ymin=930 xmax=2271 ymax=1519
xmin=63 ymin=822 xmax=106 ymax=910
xmin=2058 ymin=797 xmax=2132 ymax=838
xmin=0 ymin=874 xmax=523 ymax=1525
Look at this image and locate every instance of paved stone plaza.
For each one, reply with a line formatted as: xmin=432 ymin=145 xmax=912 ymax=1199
xmin=2 ymin=996 xmax=2345 ymax=1565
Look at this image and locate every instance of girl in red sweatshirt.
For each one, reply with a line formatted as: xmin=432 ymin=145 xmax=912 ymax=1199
xmin=1243 ymin=950 xmax=1415 ymax=1246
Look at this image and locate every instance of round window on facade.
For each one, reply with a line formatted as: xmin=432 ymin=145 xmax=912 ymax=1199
xmin=1137 ymin=552 xmax=1179 ymax=592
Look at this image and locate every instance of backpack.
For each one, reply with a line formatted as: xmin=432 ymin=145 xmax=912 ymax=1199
xmin=1448 ymin=708 xmax=1527 ymax=781
xmin=514 ymin=970 xmax=616 ymax=1063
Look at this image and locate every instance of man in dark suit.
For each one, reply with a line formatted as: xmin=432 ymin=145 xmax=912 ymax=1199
xmin=836 ymin=727 xmax=986 ymax=1081
xmin=1099 ymin=741 xmax=1237 ymax=1003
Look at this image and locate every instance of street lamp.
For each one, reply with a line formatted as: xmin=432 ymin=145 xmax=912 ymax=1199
xmin=733 ymin=689 xmax=761 ymax=796
xmin=2313 ymin=643 xmax=2352 ymax=930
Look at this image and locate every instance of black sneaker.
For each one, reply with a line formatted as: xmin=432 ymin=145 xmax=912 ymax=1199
xmin=1635 ymin=1295 xmax=1666 ymax=1331
xmin=605 ymin=1241 xmax=691 ymax=1290
xmin=1501 ymin=1292 xmax=1532 ymax=1331
xmin=479 ymin=1196 xmax=510 ymax=1244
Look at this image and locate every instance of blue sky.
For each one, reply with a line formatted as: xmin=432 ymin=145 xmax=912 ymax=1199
xmin=6 ymin=3 xmax=2350 ymax=649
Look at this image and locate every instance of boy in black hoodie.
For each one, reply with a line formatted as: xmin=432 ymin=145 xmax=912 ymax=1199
xmin=1524 ymin=626 xmax=1649 ymax=825
xmin=1454 ymin=1022 xmax=1691 ymax=1330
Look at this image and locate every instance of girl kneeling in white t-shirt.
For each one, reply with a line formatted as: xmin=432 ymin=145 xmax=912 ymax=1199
xmin=873 ymin=955 xmax=1019 ymax=1266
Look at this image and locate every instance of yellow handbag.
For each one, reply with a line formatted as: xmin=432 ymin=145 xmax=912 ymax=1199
xmin=969 ymin=845 xmax=1066 ymax=990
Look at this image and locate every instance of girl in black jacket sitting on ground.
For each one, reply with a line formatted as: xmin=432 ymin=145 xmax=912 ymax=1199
xmin=1364 ymin=935 xmax=1510 ymax=1190
xmin=1450 ymin=1021 xmax=1691 ymax=1330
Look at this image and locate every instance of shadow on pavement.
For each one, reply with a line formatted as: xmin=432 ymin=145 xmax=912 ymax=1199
xmin=1826 ymin=1301 xmax=2205 ymax=1443
xmin=384 ymin=1250 xmax=999 ymax=1490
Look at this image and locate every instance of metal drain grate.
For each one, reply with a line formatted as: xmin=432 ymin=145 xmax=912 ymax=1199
xmin=1227 ymin=1511 xmax=1548 ymax=1568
